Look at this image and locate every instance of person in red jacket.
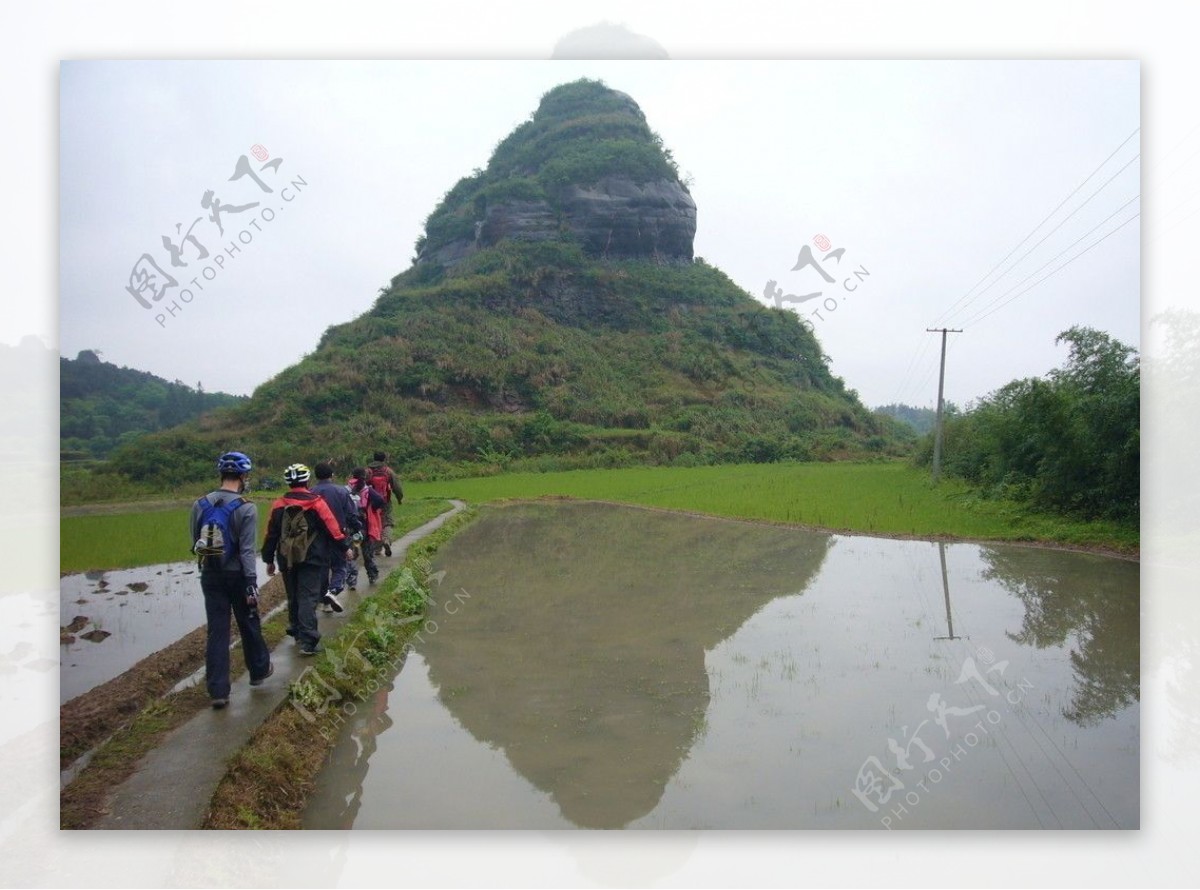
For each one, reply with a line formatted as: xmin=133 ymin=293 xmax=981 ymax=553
xmin=349 ymin=466 xmax=386 ymax=585
xmin=262 ymin=463 xmax=353 ymax=656
xmin=366 ymin=451 xmax=403 ymax=556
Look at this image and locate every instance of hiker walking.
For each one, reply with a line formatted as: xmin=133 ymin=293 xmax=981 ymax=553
xmin=262 ymin=463 xmax=353 ymax=656
xmin=366 ymin=451 xmax=403 ymax=556
xmin=190 ymin=451 xmax=272 ymax=709
xmin=312 ymin=461 xmax=359 ymax=613
xmin=349 ymin=467 xmax=386 ymax=585
xmin=342 ymin=470 xmax=364 ymax=591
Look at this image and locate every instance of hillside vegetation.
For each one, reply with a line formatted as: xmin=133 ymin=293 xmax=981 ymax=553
xmin=61 ymin=350 xmax=245 ymax=460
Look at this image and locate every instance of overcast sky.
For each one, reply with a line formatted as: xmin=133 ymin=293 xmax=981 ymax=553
xmin=58 ymin=59 xmax=1138 ymax=409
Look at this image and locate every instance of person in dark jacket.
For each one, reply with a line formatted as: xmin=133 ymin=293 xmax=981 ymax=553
xmin=312 ymin=461 xmax=358 ymax=613
xmin=262 ymin=463 xmax=353 ymax=656
xmin=190 ymin=451 xmax=271 ymax=708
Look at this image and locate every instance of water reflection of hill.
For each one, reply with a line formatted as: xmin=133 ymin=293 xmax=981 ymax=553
xmin=422 ymin=501 xmax=832 ymax=828
xmin=980 ymin=545 xmax=1139 ymax=725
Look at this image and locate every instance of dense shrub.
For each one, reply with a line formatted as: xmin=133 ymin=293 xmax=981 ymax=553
xmin=914 ymin=327 xmax=1138 ymax=521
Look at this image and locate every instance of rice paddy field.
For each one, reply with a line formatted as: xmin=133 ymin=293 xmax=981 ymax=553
xmin=409 ymin=461 xmax=1137 ymax=553
xmin=60 ymin=498 xmax=452 ymax=574
xmin=60 ymin=462 xmax=1137 ymax=574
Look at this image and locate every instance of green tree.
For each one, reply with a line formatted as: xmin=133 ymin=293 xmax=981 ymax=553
xmin=916 ymin=327 xmax=1138 ymax=521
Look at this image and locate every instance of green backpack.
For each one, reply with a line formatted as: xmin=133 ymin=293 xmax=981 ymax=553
xmin=278 ymin=503 xmax=317 ymax=565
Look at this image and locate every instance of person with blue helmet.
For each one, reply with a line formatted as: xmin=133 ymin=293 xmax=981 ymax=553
xmin=189 ymin=450 xmax=272 ymax=708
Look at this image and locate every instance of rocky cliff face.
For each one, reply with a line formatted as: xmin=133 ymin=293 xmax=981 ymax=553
xmin=417 ymin=80 xmax=697 ymax=269
xmin=559 ymin=176 xmax=696 ymax=260
xmin=425 ymin=177 xmax=697 ymax=267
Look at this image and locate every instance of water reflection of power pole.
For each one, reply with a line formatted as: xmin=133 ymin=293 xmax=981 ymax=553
xmin=934 ymin=542 xmax=962 ymax=641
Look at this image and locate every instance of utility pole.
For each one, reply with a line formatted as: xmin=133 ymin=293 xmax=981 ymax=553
xmin=926 ymin=328 xmax=961 ymax=483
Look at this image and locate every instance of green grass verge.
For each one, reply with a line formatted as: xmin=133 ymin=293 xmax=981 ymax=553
xmin=407 ymin=461 xmax=1138 ymax=553
xmin=202 ymin=505 xmax=477 ymax=829
xmin=60 ymin=497 xmax=451 ymax=574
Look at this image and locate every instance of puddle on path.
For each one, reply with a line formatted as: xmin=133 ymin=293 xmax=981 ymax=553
xmin=60 ymin=561 xmax=272 ymax=704
xmin=303 ymin=502 xmax=1139 ymax=829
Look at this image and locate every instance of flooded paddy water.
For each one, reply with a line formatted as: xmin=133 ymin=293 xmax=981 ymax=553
xmin=60 ymin=561 xmax=273 ymax=704
xmin=303 ymin=502 xmax=1138 ymax=829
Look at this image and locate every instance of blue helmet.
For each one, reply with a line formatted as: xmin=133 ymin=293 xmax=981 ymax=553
xmin=217 ymin=451 xmax=253 ymax=475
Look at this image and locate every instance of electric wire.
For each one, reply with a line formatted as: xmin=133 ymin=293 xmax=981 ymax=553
xmin=962 ymin=212 xmax=1139 ymax=329
xmin=932 ymin=127 xmax=1139 ymax=329
xmin=958 ymin=194 xmax=1139 ymax=328
xmin=943 ymin=152 xmax=1140 ymax=328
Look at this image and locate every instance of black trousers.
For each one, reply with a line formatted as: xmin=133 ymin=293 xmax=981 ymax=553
xmin=200 ymin=570 xmax=271 ymax=699
xmin=280 ymin=558 xmax=326 ymax=649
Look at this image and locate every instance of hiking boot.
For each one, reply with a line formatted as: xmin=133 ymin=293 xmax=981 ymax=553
xmin=299 ymin=645 xmax=323 ymax=657
xmin=322 ymin=591 xmax=345 ymax=613
xmin=211 ymin=698 xmax=229 ymax=709
xmin=250 ymin=663 xmax=274 ymax=687
xmin=368 ymin=574 xmax=378 ymax=586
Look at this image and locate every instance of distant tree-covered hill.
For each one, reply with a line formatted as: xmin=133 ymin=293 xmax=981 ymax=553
xmin=61 ymin=350 xmax=245 ymax=459
xmin=873 ymin=402 xmax=954 ymax=436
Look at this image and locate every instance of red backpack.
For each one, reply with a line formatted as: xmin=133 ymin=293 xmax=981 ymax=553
xmin=369 ymin=466 xmax=391 ymax=498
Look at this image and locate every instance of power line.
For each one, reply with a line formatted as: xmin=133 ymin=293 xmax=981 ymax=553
xmin=887 ymin=333 xmax=936 ymax=406
xmin=958 ymin=194 xmax=1140 ymax=327
xmin=932 ymin=127 xmax=1140 ymax=328
xmin=912 ymin=336 xmax=964 ymax=408
xmin=962 ymin=211 xmax=1140 ymax=328
xmin=890 ymin=128 xmax=1140 ymax=410
xmin=942 ymin=151 xmax=1140 ymax=327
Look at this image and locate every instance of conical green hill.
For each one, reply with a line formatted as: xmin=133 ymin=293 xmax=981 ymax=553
xmin=110 ymin=80 xmax=898 ymax=484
